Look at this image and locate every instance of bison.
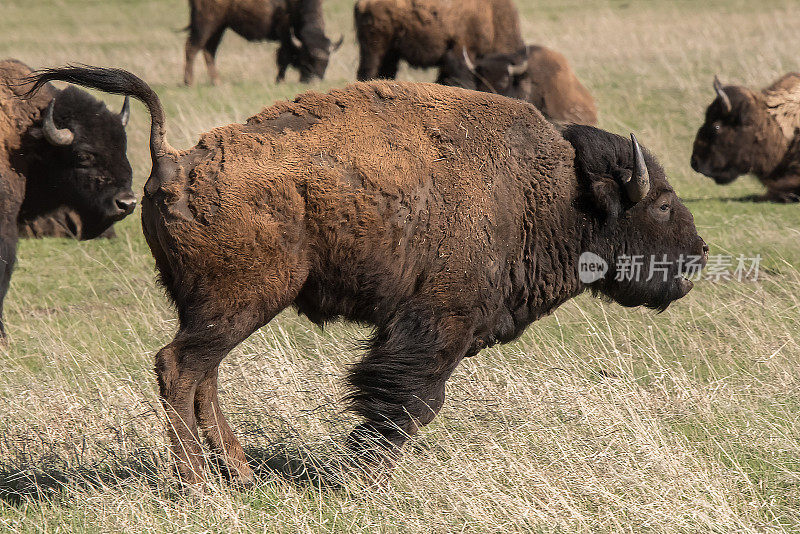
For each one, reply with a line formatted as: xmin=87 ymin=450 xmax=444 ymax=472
xmin=691 ymin=74 xmax=800 ymax=202
xmin=354 ymin=0 xmax=524 ymax=82
xmin=184 ymin=0 xmax=343 ymax=86
xmin=18 ymin=207 xmax=117 ymax=239
xmin=440 ymin=45 xmax=598 ymax=126
xmin=0 ymin=60 xmax=136 ymax=339
xmin=29 ymin=65 xmax=707 ymax=488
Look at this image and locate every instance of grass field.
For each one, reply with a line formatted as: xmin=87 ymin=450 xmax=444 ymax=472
xmin=2 ymin=0 xmax=800 ymax=532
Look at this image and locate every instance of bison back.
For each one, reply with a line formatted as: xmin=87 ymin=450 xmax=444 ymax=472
xmin=143 ymin=81 xmax=577 ymax=321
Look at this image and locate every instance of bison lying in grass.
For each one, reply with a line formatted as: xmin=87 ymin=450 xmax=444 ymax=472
xmin=441 ymin=45 xmax=598 ymax=126
xmin=691 ymin=74 xmax=800 ymax=202
xmin=29 ymin=65 xmax=707 ymax=488
xmin=0 ymin=60 xmax=135 ymax=339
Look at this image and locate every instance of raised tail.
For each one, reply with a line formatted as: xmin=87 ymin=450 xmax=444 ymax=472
xmin=26 ymin=65 xmax=177 ymax=166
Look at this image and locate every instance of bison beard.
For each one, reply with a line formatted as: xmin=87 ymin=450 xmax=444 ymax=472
xmin=28 ymin=65 xmax=707 ymax=489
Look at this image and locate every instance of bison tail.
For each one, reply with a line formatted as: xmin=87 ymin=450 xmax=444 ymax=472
xmin=25 ymin=65 xmax=177 ymax=162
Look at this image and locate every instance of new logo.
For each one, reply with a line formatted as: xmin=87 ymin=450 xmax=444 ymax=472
xmin=578 ymin=252 xmax=608 ymax=284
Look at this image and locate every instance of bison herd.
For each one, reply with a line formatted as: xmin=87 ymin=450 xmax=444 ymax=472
xmin=0 ymin=0 xmax=794 ymax=490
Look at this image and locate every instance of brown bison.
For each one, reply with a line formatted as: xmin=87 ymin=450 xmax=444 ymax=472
xmin=440 ymin=45 xmax=598 ymax=126
xmin=184 ymin=0 xmax=342 ymax=85
xmin=691 ymin=74 xmax=800 ymax=202
xmin=29 ymin=65 xmax=707 ymax=488
xmin=354 ymin=0 xmax=524 ymax=81
xmin=0 ymin=60 xmax=136 ymax=339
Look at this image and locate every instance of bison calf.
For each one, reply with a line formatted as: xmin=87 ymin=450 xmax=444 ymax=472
xmin=0 ymin=60 xmax=135 ymax=339
xmin=354 ymin=0 xmax=524 ymax=82
xmin=441 ymin=45 xmax=598 ymax=126
xmin=30 ymin=65 xmax=707 ymax=488
xmin=691 ymin=74 xmax=800 ymax=202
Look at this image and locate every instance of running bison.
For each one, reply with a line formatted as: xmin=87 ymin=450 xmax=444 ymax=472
xmin=441 ymin=45 xmax=598 ymax=126
xmin=0 ymin=59 xmax=136 ymax=339
xmin=29 ymin=65 xmax=707 ymax=487
xmin=355 ymin=0 xmax=523 ymax=81
xmin=184 ymin=0 xmax=342 ymax=85
xmin=691 ymin=74 xmax=800 ymax=202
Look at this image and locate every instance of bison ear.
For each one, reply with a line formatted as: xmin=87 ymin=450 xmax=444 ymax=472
xmin=589 ymin=176 xmax=623 ymax=218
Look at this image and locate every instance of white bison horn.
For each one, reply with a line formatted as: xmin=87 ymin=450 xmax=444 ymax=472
xmin=462 ymin=47 xmax=477 ymax=72
xmin=119 ymin=95 xmax=130 ymax=127
xmin=290 ymin=31 xmax=303 ymax=49
xmin=507 ymin=60 xmax=528 ymax=77
xmin=713 ymin=75 xmax=732 ymax=113
xmin=42 ymin=99 xmax=74 ymax=146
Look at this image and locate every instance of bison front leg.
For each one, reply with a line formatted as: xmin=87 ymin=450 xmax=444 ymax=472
xmin=0 ymin=175 xmax=19 ymax=342
xmin=0 ymin=232 xmax=17 ymax=342
xmin=345 ymin=311 xmax=474 ymax=478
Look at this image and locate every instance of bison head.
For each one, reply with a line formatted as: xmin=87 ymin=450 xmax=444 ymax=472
xmin=564 ymin=125 xmax=708 ymax=311
xmin=690 ymin=76 xmax=785 ymax=184
xmin=440 ymin=46 xmax=529 ymax=99
xmin=27 ymin=86 xmax=135 ymax=239
xmin=282 ymin=28 xmax=343 ymax=82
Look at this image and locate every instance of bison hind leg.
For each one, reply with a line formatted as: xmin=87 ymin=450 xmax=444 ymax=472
xmin=345 ymin=307 xmax=475 ymax=475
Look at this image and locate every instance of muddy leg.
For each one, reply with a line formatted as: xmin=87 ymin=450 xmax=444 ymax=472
xmin=346 ymin=310 xmax=474 ymax=475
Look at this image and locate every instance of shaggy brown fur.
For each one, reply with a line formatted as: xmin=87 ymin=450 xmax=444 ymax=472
xmin=30 ymin=66 xmax=707 ymax=488
xmin=441 ymin=45 xmax=598 ymax=126
xmin=691 ymin=73 xmax=800 ymax=202
xmin=0 ymin=59 xmax=135 ymax=338
xmin=184 ymin=0 xmax=341 ymax=85
xmin=354 ymin=0 xmax=524 ymax=81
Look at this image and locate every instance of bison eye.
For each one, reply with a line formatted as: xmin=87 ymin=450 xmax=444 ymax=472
xmin=76 ymin=152 xmax=95 ymax=167
xmin=713 ymin=123 xmax=721 ymax=132
xmin=659 ymin=203 xmax=670 ymax=212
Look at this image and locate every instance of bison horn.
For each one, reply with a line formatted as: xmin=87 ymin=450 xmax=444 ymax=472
xmin=713 ymin=75 xmax=732 ymax=113
xmin=462 ymin=47 xmax=477 ymax=72
xmin=331 ymin=35 xmax=344 ymax=51
xmin=119 ymin=95 xmax=130 ymax=127
xmin=507 ymin=60 xmax=528 ymax=77
xmin=624 ymin=133 xmax=650 ymax=202
xmin=42 ymin=99 xmax=74 ymax=146
xmin=290 ymin=31 xmax=303 ymax=49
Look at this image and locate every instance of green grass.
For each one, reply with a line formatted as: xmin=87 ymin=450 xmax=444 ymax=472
xmin=2 ymin=0 xmax=800 ymax=532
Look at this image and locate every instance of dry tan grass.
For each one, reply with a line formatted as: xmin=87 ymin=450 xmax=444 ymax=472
xmin=1 ymin=0 xmax=799 ymax=532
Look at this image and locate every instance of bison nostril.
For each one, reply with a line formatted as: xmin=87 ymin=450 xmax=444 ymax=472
xmin=114 ymin=194 xmax=136 ymax=214
xmin=690 ymin=154 xmax=699 ymax=171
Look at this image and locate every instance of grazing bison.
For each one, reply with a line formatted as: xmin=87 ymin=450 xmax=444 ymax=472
xmin=29 ymin=65 xmax=707 ymax=487
xmin=18 ymin=207 xmax=117 ymax=239
xmin=0 ymin=60 xmax=136 ymax=339
xmin=691 ymin=74 xmax=800 ymax=202
xmin=184 ymin=0 xmax=343 ymax=85
xmin=354 ymin=0 xmax=524 ymax=81
xmin=441 ymin=45 xmax=598 ymax=126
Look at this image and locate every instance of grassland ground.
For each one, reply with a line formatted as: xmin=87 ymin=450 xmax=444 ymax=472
xmin=1 ymin=0 xmax=800 ymax=532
